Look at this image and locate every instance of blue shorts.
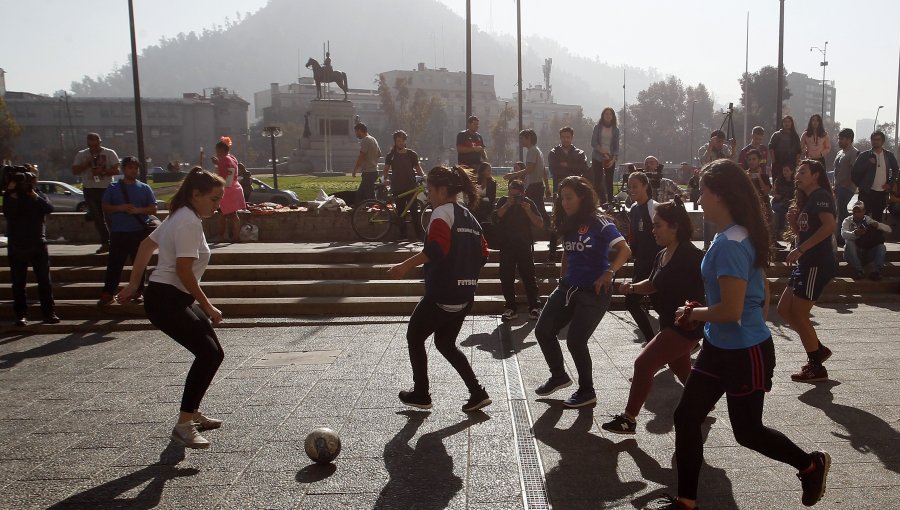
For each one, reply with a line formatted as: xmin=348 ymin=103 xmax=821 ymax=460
xmin=790 ymin=262 xmax=835 ymax=302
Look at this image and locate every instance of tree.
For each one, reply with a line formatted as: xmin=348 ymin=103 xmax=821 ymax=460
xmin=490 ymin=103 xmax=516 ymax=166
xmin=855 ymin=122 xmax=896 ymax=152
xmin=377 ymin=74 xmax=451 ymax=163
xmin=739 ymin=66 xmax=792 ymax=132
xmin=0 ymin=97 xmax=22 ymax=162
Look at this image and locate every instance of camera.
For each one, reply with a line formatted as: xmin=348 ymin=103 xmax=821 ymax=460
xmin=1 ymin=165 xmax=36 ymax=195
xmin=510 ymin=194 xmax=522 ymax=204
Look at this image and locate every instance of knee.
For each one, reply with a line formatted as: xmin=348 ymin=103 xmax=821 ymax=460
xmin=731 ymin=422 xmax=763 ymax=449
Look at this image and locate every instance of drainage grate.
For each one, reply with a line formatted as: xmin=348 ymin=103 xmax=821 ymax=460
xmin=499 ymin=320 xmax=551 ymax=510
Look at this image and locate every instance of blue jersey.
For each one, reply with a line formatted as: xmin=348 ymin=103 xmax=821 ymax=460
xmin=701 ymin=224 xmax=770 ymax=349
xmin=562 ymin=216 xmax=625 ymax=289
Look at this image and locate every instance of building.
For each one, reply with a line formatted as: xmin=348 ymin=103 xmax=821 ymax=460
xmin=4 ymin=87 xmax=249 ymax=179
xmin=786 ymin=71 xmax=836 ymax=124
xmin=0 ymin=68 xmax=6 ymax=97
xmin=254 ymin=79 xmax=385 ymax=133
xmin=508 ymin=84 xmax=583 ymax=139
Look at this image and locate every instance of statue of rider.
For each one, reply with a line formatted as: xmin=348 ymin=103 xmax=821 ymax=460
xmin=323 ymin=52 xmax=333 ymax=83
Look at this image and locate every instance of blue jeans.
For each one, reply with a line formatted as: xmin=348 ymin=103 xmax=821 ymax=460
xmin=843 ymin=239 xmax=886 ymax=273
xmin=835 ymin=186 xmax=855 ymax=245
xmin=535 ymin=278 xmax=611 ymax=391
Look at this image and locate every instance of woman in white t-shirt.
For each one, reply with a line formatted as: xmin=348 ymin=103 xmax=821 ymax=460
xmin=117 ymin=167 xmax=225 ymax=449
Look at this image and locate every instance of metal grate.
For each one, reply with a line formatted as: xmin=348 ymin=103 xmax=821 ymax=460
xmin=499 ymin=320 xmax=551 ymax=510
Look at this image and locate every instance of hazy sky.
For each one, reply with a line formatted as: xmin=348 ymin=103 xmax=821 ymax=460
xmin=3 ymin=0 xmax=898 ymax=133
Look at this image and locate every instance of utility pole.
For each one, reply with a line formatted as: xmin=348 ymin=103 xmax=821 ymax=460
xmin=743 ymin=12 xmax=749 ymax=146
xmin=517 ymin=0 xmax=523 ymax=161
xmin=895 ymin=45 xmax=899 ymax=155
xmin=776 ymin=0 xmax=785 ymax=129
xmin=128 ymin=0 xmax=147 ymax=182
xmin=465 ymin=0 xmax=472 ymax=119
xmin=811 ymin=41 xmax=829 ymax=121
xmin=622 ymin=68 xmax=626 ymax=163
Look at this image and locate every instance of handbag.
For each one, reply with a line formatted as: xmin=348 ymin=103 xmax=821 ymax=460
xmin=119 ymin=181 xmax=160 ymax=238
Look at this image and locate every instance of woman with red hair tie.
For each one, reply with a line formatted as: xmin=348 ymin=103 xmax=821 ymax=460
xmin=211 ymin=137 xmax=246 ymax=242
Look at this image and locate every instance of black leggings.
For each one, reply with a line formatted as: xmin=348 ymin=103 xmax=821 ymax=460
xmin=673 ymin=343 xmax=811 ymax=500
xmin=625 ymin=258 xmax=656 ymax=342
xmin=144 ymin=281 xmax=224 ymax=413
xmin=406 ymin=299 xmax=480 ymax=394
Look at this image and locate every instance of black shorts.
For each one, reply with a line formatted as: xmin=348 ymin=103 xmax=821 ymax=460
xmin=692 ymin=337 xmax=775 ymax=396
xmin=790 ymin=262 xmax=835 ymax=302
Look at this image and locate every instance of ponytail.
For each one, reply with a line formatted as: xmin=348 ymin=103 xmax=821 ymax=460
xmin=169 ymin=167 xmax=225 ymax=213
xmin=426 ymin=165 xmax=480 ymax=210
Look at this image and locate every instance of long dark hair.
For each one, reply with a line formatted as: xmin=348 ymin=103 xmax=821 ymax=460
xmin=805 ymin=114 xmax=826 ymax=138
xmin=655 ymin=197 xmax=693 ymax=243
xmin=169 ymin=167 xmax=225 ymax=213
xmin=476 ymin=162 xmax=494 ymax=187
xmin=790 ymin=159 xmax=832 ymax=215
xmin=700 ymin=160 xmax=770 ymax=268
xmin=552 ymin=175 xmax=605 ymax=235
xmin=781 ymin=115 xmax=799 ymax=138
xmin=427 ymin=165 xmax=479 ymax=210
xmin=599 ymin=107 xmax=617 ymax=128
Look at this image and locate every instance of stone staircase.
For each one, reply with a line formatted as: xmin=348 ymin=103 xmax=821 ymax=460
xmin=1 ymin=242 xmax=898 ymax=322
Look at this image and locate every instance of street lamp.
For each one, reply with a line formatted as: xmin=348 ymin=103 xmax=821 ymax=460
xmin=810 ymin=42 xmax=828 ymax=121
xmin=874 ymin=106 xmax=885 ymax=133
xmin=262 ymin=126 xmax=283 ymax=190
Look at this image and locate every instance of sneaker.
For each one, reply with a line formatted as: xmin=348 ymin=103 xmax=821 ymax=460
xmin=42 ymin=314 xmax=60 ymax=324
xmin=535 ymin=375 xmax=573 ymax=396
xmin=130 ymin=294 xmax=144 ymax=304
xmin=501 ymin=309 xmax=518 ymax=321
xmin=798 ymin=451 xmax=831 ymax=507
xmin=171 ymin=422 xmax=210 ymax=449
xmin=852 ymin=271 xmax=865 ymax=281
xmin=870 ymin=272 xmax=882 ymax=281
xmin=818 ymin=345 xmax=833 ymax=364
xmin=192 ymin=411 xmax=223 ymax=431
xmin=95 ymin=244 xmax=109 ymax=254
xmin=15 ymin=317 xmax=26 ymax=327
xmin=601 ymin=413 xmax=637 ymax=435
xmin=563 ymin=388 xmax=597 ymax=408
xmin=96 ymin=292 xmax=115 ymax=306
xmin=791 ymin=363 xmax=828 ymax=382
xmin=529 ymin=308 xmax=541 ymax=320
xmin=642 ymin=495 xmax=697 ymax=510
xmin=398 ymin=389 xmax=433 ymax=410
xmin=462 ymin=386 xmax=492 ymax=412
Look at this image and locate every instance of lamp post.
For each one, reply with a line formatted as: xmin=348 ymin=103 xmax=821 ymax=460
xmin=810 ymin=41 xmax=828 ymax=121
xmin=874 ymin=106 xmax=885 ymax=133
xmin=262 ymin=126 xmax=283 ymax=189
xmin=465 ymin=0 xmax=472 ymax=119
xmin=127 ymin=0 xmax=147 ymax=183
xmin=776 ymin=0 xmax=785 ymax=129
xmin=516 ymin=0 xmax=523 ymax=161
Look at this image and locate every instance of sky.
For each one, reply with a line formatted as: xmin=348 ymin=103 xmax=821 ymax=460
xmin=2 ymin=0 xmax=899 ymax=134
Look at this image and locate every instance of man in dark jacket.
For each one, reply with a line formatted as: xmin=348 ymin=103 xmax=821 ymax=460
xmin=2 ymin=168 xmax=58 ymax=326
xmin=547 ymin=126 xmax=588 ymax=195
xmin=851 ymin=131 xmax=899 ymax=222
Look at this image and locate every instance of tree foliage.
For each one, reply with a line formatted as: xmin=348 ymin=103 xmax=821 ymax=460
xmin=739 ymin=66 xmax=792 ymax=132
xmin=490 ymin=103 xmax=517 ymax=166
xmin=377 ymin=74 xmax=449 ymax=163
xmin=0 ymin=97 xmax=23 ymax=162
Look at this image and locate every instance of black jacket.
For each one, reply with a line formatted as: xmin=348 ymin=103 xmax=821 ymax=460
xmin=548 ymin=144 xmax=588 ymax=181
xmin=3 ymin=190 xmax=54 ymax=246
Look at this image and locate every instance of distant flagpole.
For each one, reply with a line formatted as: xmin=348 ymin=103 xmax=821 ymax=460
xmin=622 ymin=68 xmax=626 ymax=163
xmin=743 ymin=11 xmax=749 ymax=146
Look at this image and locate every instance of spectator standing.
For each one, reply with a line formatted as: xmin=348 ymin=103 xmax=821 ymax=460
xmin=116 ymin=168 xmax=226 ymax=449
xmin=841 ymin=201 xmax=891 ymax=280
xmin=801 ymin=115 xmax=832 ymax=176
xmin=3 ymin=169 xmax=58 ymax=326
xmin=590 ymin=107 xmax=620 ymax=203
xmin=768 ymin=115 xmax=802 ymax=177
xmin=697 ymin=130 xmax=735 ymax=165
xmin=211 ymin=137 xmax=246 ymax=242
xmin=388 ymin=166 xmax=492 ymax=412
xmin=625 ymin=172 xmax=661 ymax=344
xmin=850 ymin=130 xmax=898 ymax=222
xmin=738 ymin=126 xmax=769 ymax=172
xmin=832 ymin=129 xmax=858 ymax=247
xmin=778 ymin=160 xmax=838 ymax=383
xmin=97 ymin=156 xmax=158 ymax=306
xmin=71 ymin=132 xmax=119 ymax=254
xmin=384 ymin=130 xmax=426 ymax=240
xmin=505 ymin=130 xmax=552 ymax=250
xmin=548 ymin=126 xmax=588 ymax=196
xmin=493 ymin=179 xmax=543 ymax=321
xmin=534 ymin=176 xmax=631 ymax=408
xmin=352 ymin=122 xmax=382 ymax=203
xmin=645 ymin=156 xmax=684 ymax=202
xmin=473 ymin=162 xmax=496 ymax=225
xmin=456 ymin=116 xmax=487 ymax=168
xmin=687 ymin=168 xmax=701 ymax=210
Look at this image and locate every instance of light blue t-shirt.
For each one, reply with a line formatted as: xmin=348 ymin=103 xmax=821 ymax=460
xmin=701 ymin=224 xmax=770 ymax=349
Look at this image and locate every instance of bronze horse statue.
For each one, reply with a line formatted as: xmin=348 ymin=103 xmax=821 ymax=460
xmin=305 ymin=58 xmax=349 ymax=100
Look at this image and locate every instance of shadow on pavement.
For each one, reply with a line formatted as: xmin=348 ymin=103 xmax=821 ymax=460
xmin=47 ymin=442 xmax=196 ymax=509
xmin=798 ymin=383 xmax=900 ymax=475
xmin=0 ymin=330 xmax=117 ymax=369
xmin=374 ymin=409 xmax=489 ymax=508
xmin=461 ymin=321 xmax=536 ymax=360
xmin=640 ymin=370 xmax=684 ymax=435
xmin=296 ymin=462 xmax=337 ymax=483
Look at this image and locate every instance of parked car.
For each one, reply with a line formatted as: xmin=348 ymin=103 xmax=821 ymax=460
xmin=248 ymin=178 xmax=300 ymax=206
xmin=36 ymin=181 xmax=86 ymax=212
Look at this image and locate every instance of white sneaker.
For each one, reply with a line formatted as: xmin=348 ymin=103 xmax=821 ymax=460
xmin=192 ymin=411 xmax=223 ymax=431
xmin=171 ymin=422 xmax=210 ymax=449
xmin=501 ymin=309 xmax=518 ymax=321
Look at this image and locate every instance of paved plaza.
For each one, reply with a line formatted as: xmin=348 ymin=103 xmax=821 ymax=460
xmin=0 ymin=304 xmax=898 ymax=509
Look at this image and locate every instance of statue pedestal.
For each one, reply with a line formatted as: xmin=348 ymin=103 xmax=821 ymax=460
xmin=300 ymin=99 xmax=359 ymax=173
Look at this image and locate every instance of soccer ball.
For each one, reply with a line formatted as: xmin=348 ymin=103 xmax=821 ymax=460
xmin=304 ymin=427 xmax=341 ymax=464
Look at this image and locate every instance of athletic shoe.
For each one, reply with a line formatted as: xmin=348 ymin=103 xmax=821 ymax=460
xmin=171 ymin=422 xmax=210 ymax=449
xmin=192 ymin=412 xmax=223 ymax=431
xmin=791 ymin=363 xmax=828 ymax=382
xmin=398 ymin=389 xmax=433 ymax=410
xmin=852 ymin=271 xmax=865 ymax=281
xmin=95 ymin=244 xmax=109 ymax=254
xmin=870 ymin=272 xmax=882 ymax=281
xmin=798 ymin=451 xmax=831 ymax=507
xmin=501 ymin=309 xmax=518 ymax=321
xmin=15 ymin=317 xmax=26 ymax=327
xmin=818 ymin=345 xmax=833 ymax=364
xmin=601 ymin=413 xmax=637 ymax=435
xmin=130 ymin=294 xmax=144 ymax=304
xmin=42 ymin=314 xmax=60 ymax=324
xmin=642 ymin=495 xmax=697 ymax=510
xmin=529 ymin=308 xmax=541 ymax=320
xmin=96 ymin=292 xmax=115 ymax=306
xmin=563 ymin=388 xmax=597 ymax=408
xmin=462 ymin=386 xmax=492 ymax=412
xmin=535 ymin=375 xmax=573 ymax=396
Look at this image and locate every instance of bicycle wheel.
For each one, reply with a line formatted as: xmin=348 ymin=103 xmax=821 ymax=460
xmin=351 ymin=199 xmax=393 ymax=241
xmin=419 ymin=200 xmax=433 ymax=233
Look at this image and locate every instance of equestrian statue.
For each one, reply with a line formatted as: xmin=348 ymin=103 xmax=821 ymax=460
xmin=306 ymin=54 xmax=349 ymax=100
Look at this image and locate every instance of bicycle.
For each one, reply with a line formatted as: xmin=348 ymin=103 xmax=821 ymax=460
xmin=351 ymin=177 xmax=430 ymax=241
xmin=600 ymin=194 xmax=631 ymax=240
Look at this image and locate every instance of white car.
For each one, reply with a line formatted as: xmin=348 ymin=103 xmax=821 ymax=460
xmin=36 ymin=181 xmax=86 ymax=212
